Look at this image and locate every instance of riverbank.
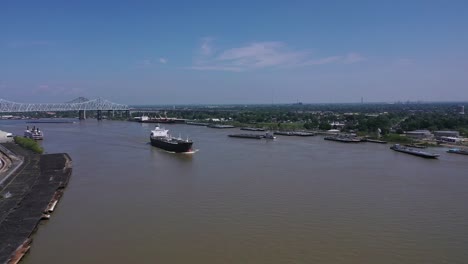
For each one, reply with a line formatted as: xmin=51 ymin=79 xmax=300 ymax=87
xmin=0 ymin=143 xmax=72 ymax=264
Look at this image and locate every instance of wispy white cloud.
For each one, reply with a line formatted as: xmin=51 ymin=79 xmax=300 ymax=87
xmin=190 ymin=39 xmax=365 ymax=72
xmin=343 ymin=52 xmax=366 ymax=64
xmin=200 ymin=37 xmax=214 ymax=56
xmin=32 ymin=84 xmax=84 ymax=96
xmin=394 ymin=58 xmax=413 ymax=66
xmin=136 ymin=57 xmax=168 ymax=67
xmin=301 ymin=56 xmax=342 ymax=66
xmin=135 ymin=59 xmax=153 ymax=68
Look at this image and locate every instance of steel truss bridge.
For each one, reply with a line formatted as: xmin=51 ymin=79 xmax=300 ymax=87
xmin=0 ymin=97 xmax=129 ymax=112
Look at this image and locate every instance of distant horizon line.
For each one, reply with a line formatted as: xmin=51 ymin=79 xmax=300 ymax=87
xmin=129 ymin=100 xmax=468 ymax=107
xmin=2 ymin=97 xmax=467 ymax=106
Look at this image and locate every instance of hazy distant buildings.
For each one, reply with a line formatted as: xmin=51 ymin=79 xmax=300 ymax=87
xmin=458 ymin=105 xmax=465 ymax=115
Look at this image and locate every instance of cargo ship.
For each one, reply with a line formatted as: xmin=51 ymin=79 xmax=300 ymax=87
xmin=390 ymin=144 xmax=439 ymax=158
xmin=150 ymin=125 xmax=193 ymax=153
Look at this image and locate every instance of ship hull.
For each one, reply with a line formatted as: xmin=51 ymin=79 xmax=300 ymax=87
xmin=150 ymin=137 xmax=193 ymax=153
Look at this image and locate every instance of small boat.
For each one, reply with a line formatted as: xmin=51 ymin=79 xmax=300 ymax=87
xmin=150 ymin=125 xmax=193 ymax=153
xmin=447 ymin=148 xmax=468 ymax=155
xmin=24 ymin=126 xmax=44 ymax=140
xmin=390 ymin=144 xmax=439 ymax=159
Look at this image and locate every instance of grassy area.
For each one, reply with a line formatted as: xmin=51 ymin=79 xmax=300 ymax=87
xmin=381 ymin=133 xmax=413 ymax=143
xmin=14 ymin=136 xmax=44 ymax=154
xmin=224 ymin=121 xmax=309 ymax=131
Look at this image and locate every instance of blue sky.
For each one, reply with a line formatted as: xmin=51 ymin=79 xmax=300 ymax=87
xmin=1 ymin=0 xmax=468 ymax=104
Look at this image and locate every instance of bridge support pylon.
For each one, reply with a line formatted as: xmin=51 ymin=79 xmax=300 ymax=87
xmin=79 ymin=110 xmax=86 ymax=120
xmin=97 ymin=110 xmax=102 ymax=121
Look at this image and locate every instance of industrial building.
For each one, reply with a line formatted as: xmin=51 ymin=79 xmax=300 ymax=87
xmin=405 ymin=130 xmax=433 ymax=139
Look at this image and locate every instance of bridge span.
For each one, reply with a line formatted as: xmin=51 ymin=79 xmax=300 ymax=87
xmin=0 ymin=98 xmax=129 ymax=120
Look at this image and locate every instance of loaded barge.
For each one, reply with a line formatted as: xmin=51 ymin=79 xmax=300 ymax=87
xmin=324 ymin=135 xmax=361 ymax=143
xmin=240 ymin=127 xmax=265 ymax=131
xmin=447 ymin=148 xmax=468 ymax=155
xmin=404 ymin=144 xmax=427 ymax=149
xmin=228 ymin=132 xmax=276 ymax=140
xmin=273 ymin=131 xmax=315 ymax=137
xmin=390 ymin=144 xmax=439 ymax=159
xmin=363 ymin=138 xmax=388 ymax=144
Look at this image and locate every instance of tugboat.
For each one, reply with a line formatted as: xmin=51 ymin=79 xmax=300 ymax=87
xmin=264 ymin=132 xmax=276 ymax=139
xmin=447 ymin=148 xmax=468 ymax=155
xmin=24 ymin=126 xmax=44 ymax=140
xmin=390 ymin=144 xmax=439 ymax=159
xmin=150 ymin=125 xmax=193 ymax=153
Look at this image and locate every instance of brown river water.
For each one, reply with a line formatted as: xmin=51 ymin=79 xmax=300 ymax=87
xmin=1 ymin=119 xmax=468 ymax=264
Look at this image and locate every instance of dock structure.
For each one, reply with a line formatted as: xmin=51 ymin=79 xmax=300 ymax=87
xmin=0 ymin=143 xmax=72 ymax=264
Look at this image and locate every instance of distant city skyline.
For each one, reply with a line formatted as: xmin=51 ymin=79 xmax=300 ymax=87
xmin=1 ymin=1 xmax=468 ymax=104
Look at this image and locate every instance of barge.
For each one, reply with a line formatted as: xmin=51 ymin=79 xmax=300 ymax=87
xmin=390 ymin=144 xmax=439 ymax=158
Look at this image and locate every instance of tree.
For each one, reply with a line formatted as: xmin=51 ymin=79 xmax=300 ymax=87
xmin=319 ymin=122 xmax=332 ymax=130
